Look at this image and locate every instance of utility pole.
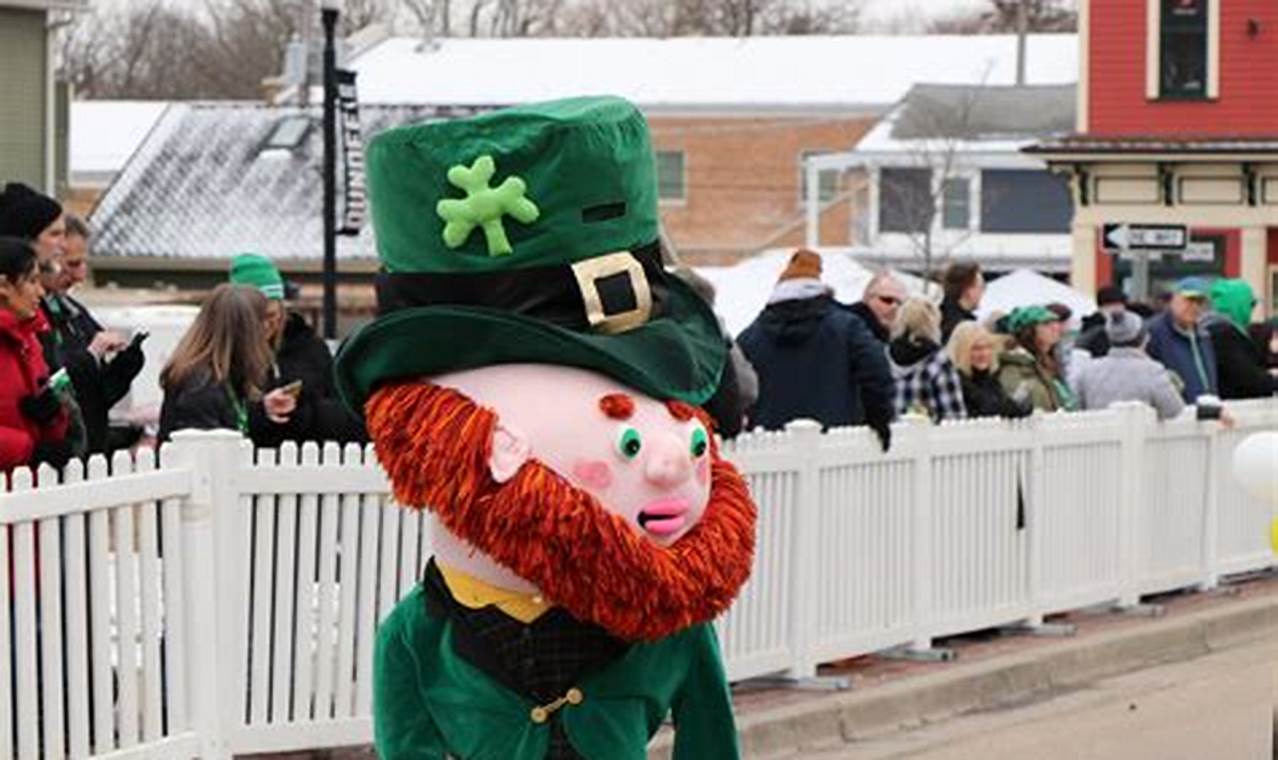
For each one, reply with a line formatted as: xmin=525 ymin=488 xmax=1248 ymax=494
xmin=299 ymin=0 xmax=316 ymax=106
xmin=321 ymin=0 xmax=341 ymax=340
xmin=1016 ymin=0 xmax=1028 ymax=86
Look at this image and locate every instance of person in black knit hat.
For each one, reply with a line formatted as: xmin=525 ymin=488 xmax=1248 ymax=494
xmin=0 ymin=182 xmax=90 ymax=458
xmin=0 ymin=182 xmax=63 ymax=244
xmin=1077 ymin=285 xmax=1129 ymax=359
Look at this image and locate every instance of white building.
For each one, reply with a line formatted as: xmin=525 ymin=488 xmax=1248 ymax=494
xmin=805 ymin=83 xmax=1078 ymax=275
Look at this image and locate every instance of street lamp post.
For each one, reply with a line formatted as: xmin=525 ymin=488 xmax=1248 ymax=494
xmin=321 ymin=0 xmax=341 ymax=340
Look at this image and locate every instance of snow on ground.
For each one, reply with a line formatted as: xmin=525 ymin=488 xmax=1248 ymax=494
xmin=977 ymin=268 xmax=1097 ymax=326
xmin=696 ymin=249 xmax=924 ymax=337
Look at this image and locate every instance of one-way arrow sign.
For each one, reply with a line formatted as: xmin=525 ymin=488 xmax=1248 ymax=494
xmin=1102 ymin=223 xmax=1188 ymax=252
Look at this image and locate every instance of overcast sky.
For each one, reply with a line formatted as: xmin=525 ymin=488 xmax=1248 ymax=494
xmin=95 ymin=0 xmax=999 ymax=26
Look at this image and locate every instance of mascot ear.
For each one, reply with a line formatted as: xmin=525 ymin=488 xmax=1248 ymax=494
xmin=489 ymin=423 xmax=531 ymax=484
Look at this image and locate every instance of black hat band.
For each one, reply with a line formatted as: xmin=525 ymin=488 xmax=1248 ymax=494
xmin=375 ymin=241 xmax=668 ymax=335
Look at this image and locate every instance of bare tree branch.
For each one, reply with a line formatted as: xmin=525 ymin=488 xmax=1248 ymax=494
xmin=61 ymin=0 xmax=867 ymax=98
xmin=930 ymin=0 xmax=1076 ymax=34
xmin=875 ymin=69 xmax=994 ymax=281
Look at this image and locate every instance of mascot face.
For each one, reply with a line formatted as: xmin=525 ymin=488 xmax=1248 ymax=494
xmin=437 ymin=364 xmax=713 ymax=546
xmin=366 ymin=363 xmax=756 ymax=642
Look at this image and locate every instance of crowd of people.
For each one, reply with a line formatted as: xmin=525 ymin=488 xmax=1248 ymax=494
xmin=731 ymin=250 xmax=1277 ymax=449
xmin=1 ymin=180 xmax=1273 ymax=473
xmin=0 ymin=182 xmax=365 ymax=474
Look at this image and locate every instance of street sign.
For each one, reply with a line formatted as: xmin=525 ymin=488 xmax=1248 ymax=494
xmin=1181 ymin=240 xmax=1216 ymax=263
xmin=336 ymin=69 xmax=366 ymax=236
xmin=1102 ymin=223 xmax=1188 ymax=252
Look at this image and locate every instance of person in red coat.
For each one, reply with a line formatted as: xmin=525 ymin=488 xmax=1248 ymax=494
xmin=0 ymin=237 xmax=71 ymax=471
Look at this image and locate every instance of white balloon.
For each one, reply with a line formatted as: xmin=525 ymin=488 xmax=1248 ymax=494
xmin=1232 ymin=432 xmax=1278 ymax=507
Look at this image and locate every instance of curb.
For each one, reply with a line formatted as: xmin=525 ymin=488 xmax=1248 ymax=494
xmin=648 ymin=593 xmax=1278 ymax=759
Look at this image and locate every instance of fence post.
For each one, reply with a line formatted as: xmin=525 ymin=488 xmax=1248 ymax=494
xmin=1116 ymin=404 xmax=1151 ymax=608
xmin=907 ymin=418 xmax=935 ymax=651
xmin=163 ymin=429 xmax=247 ymax=760
xmin=1025 ymin=415 xmax=1047 ymax=627
xmin=784 ymin=419 xmax=823 ymax=678
xmin=1198 ymin=418 xmax=1222 ymax=591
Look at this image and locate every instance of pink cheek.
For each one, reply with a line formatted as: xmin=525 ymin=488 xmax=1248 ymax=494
xmin=695 ymin=457 xmax=710 ymax=486
xmin=572 ymin=459 xmax=614 ymax=491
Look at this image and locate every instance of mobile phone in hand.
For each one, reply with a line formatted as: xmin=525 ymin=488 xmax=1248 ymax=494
xmin=279 ymin=379 xmax=304 ymax=398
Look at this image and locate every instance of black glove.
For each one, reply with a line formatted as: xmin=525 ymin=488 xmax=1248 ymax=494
xmin=19 ymin=388 xmax=63 ymax=426
xmin=869 ymin=418 xmax=892 ymax=453
xmin=32 ymin=439 xmax=73 ymax=469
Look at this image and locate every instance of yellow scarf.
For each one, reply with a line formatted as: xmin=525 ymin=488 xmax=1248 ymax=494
xmin=437 ymin=562 xmax=552 ymax=623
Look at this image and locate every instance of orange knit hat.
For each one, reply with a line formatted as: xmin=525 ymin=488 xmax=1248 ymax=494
xmin=777 ymin=249 xmax=823 ymax=283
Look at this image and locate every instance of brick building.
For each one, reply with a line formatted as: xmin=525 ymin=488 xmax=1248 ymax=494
xmin=1027 ymin=0 xmax=1278 ymax=314
xmin=346 ymin=34 xmax=1077 ymax=264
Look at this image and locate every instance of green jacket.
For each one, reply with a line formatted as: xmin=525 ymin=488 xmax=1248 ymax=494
xmin=374 ymin=585 xmax=740 ymax=760
xmin=996 ymin=349 xmax=1063 ymax=412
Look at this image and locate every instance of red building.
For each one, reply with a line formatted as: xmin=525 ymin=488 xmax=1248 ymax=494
xmin=1027 ymin=0 xmax=1278 ymax=314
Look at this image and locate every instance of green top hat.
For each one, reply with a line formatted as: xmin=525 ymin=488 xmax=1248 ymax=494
xmin=334 ymin=96 xmax=725 ymax=415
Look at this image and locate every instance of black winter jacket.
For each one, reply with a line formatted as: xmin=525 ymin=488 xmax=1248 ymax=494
xmin=40 ymin=294 xmax=144 ymax=454
xmin=273 ymin=313 xmax=367 ymax=444
xmin=960 ymin=369 xmax=1032 ymax=419
xmin=845 ymin=300 xmax=890 ymax=344
xmin=157 ymin=368 xmax=306 ymax=447
xmin=1204 ymin=318 xmax=1278 ymax=400
xmin=737 ymin=295 xmax=894 ymax=432
xmin=940 ymin=298 xmax=976 ymax=343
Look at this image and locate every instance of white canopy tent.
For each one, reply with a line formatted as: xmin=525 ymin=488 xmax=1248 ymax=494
xmin=976 ymin=268 xmax=1097 ymax=327
xmin=695 ymin=249 xmax=924 ymax=337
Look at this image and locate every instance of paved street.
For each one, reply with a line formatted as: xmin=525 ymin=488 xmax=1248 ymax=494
xmin=800 ymin=637 xmax=1276 ymax=760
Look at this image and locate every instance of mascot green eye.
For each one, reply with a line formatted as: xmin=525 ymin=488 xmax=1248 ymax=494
xmin=690 ymin=427 xmax=709 ymax=458
xmin=616 ymin=427 xmax=643 ymax=460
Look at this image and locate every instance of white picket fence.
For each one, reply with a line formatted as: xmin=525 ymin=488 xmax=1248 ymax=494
xmin=1 ymin=399 xmax=1274 ymax=759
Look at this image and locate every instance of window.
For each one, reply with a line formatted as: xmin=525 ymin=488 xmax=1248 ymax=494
xmin=264 ymin=116 xmax=312 ymax=150
xmin=1160 ymin=0 xmax=1209 ymax=99
xmin=878 ymin=167 xmax=933 ymax=233
xmin=1114 ymin=233 xmax=1226 ymax=296
xmin=656 ymin=151 xmax=685 ymax=201
xmin=941 ymin=178 xmax=970 ymax=230
xmin=979 ymin=170 xmax=1073 ymax=233
xmin=800 ymin=151 xmax=839 ymax=203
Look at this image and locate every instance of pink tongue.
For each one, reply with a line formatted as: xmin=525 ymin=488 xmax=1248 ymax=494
xmin=644 ymin=515 xmax=686 ymax=536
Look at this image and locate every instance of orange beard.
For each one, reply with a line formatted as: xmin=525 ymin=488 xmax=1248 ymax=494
xmin=366 ymin=381 xmax=757 ymax=642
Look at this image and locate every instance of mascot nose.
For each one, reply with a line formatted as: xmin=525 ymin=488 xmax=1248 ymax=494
xmin=644 ymin=433 xmax=692 ymax=488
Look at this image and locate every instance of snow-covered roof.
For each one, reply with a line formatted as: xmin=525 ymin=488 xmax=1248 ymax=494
xmin=89 ymin=102 xmax=479 ymax=262
xmin=976 ymin=268 xmax=1097 ymax=323
xmin=838 ymin=83 xmax=1076 ymax=160
xmin=71 ymin=101 xmax=170 ymax=182
xmin=349 ymin=34 xmax=1078 ymax=111
xmin=696 ymin=248 xmax=925 ymax=336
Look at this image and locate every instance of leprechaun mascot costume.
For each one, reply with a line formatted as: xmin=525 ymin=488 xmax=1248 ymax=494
xmin=334 ymin=96 xmax=758 ymax=759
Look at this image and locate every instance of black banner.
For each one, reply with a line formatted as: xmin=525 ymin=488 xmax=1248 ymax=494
xmin=337 ymin=69 xmax=366 ymax=236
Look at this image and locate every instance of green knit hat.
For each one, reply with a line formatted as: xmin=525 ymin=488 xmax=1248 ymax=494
xmin=333 ymin=96 xmax=725 ymax=416
xmin=229 ymin=253 xmax=285 ymax=300
xmin=1007 ymin=305 xmax=1060 ymax=332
